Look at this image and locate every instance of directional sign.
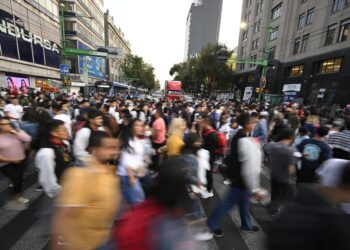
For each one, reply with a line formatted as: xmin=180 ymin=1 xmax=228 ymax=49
xmin=60 ymin=64 xmax=70 ymax=74
xmin=96 ymin=47 xmax=124 ymax=59
xmin=63 ymin=48 xmax=107 ymax=57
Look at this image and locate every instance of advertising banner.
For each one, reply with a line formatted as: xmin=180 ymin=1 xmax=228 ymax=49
xmin=78 ymin=42 xmax=106 ymax=79
xmin=243 ymin=87 xmax=253 ymax=101
xmin=6 ymin=76 xmax=30 ymax=95
xmin=283 ymin=91 xmax=298 ymax=102
xmin=282 ymin=84 xmax=301 ymax=92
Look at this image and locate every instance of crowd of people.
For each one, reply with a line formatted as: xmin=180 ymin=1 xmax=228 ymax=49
xmin=0 ymin=89 xmax=350 ymax=249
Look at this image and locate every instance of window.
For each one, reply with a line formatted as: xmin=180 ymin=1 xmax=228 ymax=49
xmin=269 ymin=46 xmax=276 ymax=60
xmin=272 ymin=3 xmax=282 ymax=20
xmin=242 ymin=31 xmax=248 ymax=42
xmin=325 ymin=24 xmax=337 ymax=46
xmin=289 ymin=65 xmax=304 ymax=77
xmin=293 ymin=37 xmax=301 ymax=55
xmin=297 ymin=13 xmax=305 ymax=29
xmin=256 ymin=0 xmax=263 ymax=15
xmin=245 ymin=11 xmax=251 ymax=22
xmin=332 ymin=0 xmax=341 ymax=13
xmin=270 ymin=27 xmax=279 ymax=40
xmin=252 ymin=38 xmax=259 ymax=50
xmin=240 ymin=45 xmax=245 ymax=56
xmin=346 ymin=0 xmax=350 ymax=7
xmin=319 ymin=58 xmax=343 ymax=73
xmin=339 ymin=19 xmax=350 ymax=42
xmin=300 ymin=34 xmax=309 ymax=52
xmin=250 ymin=55 xmax=257 ymax=68
xmin=306 ymin=8 xmax=315 ymax=25
xmin=254 ymin=20 xmax=261 ymax=34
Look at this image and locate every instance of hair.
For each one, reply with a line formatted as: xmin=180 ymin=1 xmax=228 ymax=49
xmin=298 ymin=126 xmax=308 ymax=136
xmin=251 ymin=112 xmax=259 ymax=118
xmin=46 ymin=119 xmax=65 ymax=135
xmin=51 ymin=102 xmax=61 ymax=111
xmin=276 ymin=128 xmax=295 ymax=142
xmin=317 ymin=126 xmax=329 ymax=137
xmin=168 ymin=118 xmax=186 ymax=138
xmin=87 ymin=109 xmax=103 ymax=120
xmin=22 ymin=108 xmax=39 ymax=123
xmin=120 ymin=119 xmax=142 ymax=153
xmin=237 ymin=112 xmax=251 ymax=128
xmin=151 ymin=157 xmax=193 ymax=212
xmin=88 ymin=131 xmax=110 ymax=149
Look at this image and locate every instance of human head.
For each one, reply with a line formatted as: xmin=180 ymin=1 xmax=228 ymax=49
xmin=153 ymin=109 xmax=162 ymax=119
xmin=46 ymin=119 xmax=69 ymax=141
xmin=200 ymin=115 xmax=213 ymax=130
xmin=21 ymin=79 xmax=26 ymax=88
xmin=168 ymin=118 xmax=186 ymax=138
xmin=22 ymin=108 xmax=39 ymax=123
xmin=0 ymin=117 xmax=13 ymax=134
xmin=88 ymin=131 xmax=119 ymax=163
xmin=6 ymin=77 xmax=15 ymax=88
xmin=131 ymin=119 xmax=144 ymax=137
xmin=87 ymin=109 xmax=104 ymax=127
xmin=230 ymin=117 xmax=239 ymax=129
xmin=237 ymin=112 xmax=255 ymax=133
xmin=298 ymin=126 xmax=308 ymax=136
xmin=11 ymin=96 xmax=19 ymax=105
xmin=276 ymin=128 xmax=295 ymax=144
xmin=316 ymin=126 xmax=329 ymax=138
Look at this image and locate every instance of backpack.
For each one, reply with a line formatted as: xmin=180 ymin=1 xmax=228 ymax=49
xmin=204 ymin=129 xmax=227 ymax=156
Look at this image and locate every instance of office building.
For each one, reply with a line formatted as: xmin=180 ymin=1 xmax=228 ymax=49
xmin=184 ymin=0 xmax=223 ymax=60
xmin=104 ymin=10 xmax=131 ymax=83
xmin=0 ymin=0 xmax=61 ymax=90
xmin=236 ymin=0 xmax=350 ymax=107
xmin=60 ymin=0 xmax=105 ymax=92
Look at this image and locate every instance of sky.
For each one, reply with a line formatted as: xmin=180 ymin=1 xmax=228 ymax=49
xmin=104 ymin=0 xmax=243 ymax=86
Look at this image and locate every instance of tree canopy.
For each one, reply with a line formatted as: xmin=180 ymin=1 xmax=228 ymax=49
xmin=121 ymin=54 xmax=156 ymax=90
xmin=169 ymin=43 xmax=234 ymax=95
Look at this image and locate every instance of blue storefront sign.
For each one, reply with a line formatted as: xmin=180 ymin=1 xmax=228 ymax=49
xmin=283 ymin=91 xmax=298 ymax=102
xmin=78 ymin=42 xmax=106 ymax=79
xmin=60 ymin=64 xmax=70 ymax=74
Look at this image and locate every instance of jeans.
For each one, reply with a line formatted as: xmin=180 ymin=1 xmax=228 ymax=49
xmin=120 ymin=175 xmax=145 ymax=206
xmin=207 ymin=187 xmax=252 ymax=231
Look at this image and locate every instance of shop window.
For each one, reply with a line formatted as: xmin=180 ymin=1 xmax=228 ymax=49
xmin=289 ymin=65 xmax=304 ymax=77
xmin=318 ymin=58 xmax=342 ymax=73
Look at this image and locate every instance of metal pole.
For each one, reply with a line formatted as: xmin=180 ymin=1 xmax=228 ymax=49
xmin=259 ymin=26 xmax=272 ymax=103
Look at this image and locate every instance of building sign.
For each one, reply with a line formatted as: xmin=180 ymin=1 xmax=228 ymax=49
xmin=282 ymin=83 xmax=301 ymax=92
xmin=6 ymin=75 xmax=29 ymax=95
xmin=283 ymin=91 xmax=298 ymax=102
xmin=35 ymin=80 xmax=60 ymax=92
xmin=78 ymin=42 xmax=106 ymax=79
xmin=243 ymin=87 xmax=253 ymax=101
xmin=0 ymin=9 xmax=60 ymax=68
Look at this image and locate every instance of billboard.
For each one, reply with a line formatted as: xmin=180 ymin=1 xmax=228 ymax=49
xmin=6 ymin=76 xmax=30 ymax=95
xmin=78 ymin=42 xmax=106 ymax=79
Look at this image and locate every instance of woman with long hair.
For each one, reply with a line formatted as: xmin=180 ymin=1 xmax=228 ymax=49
xmin=118 ymin=119 xmax=147 ymax=206
xmin=166 ymin=118 xmax=186 ymax=156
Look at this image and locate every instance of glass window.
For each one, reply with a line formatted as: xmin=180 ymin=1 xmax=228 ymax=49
xmin=293 ymin=37 xmax=301 ymax=55
xmin=254 ymin=20 xmax=261 ymax=33
xmin=338 ymin=19 xmax=350 ymax=42
xmin=346 ymin=0 xmax=350 ymax=6
xmin=332 ymin=0 xmax=341 ymax=13
xmin=300 ymin=34 xmax=309 ymax=53
xmin=289 ymin=65 xmax=304 ymax=77
xmin=297 ymin=13 xmax=305 ymax=29
xmin=306 ymin=8 xmax=315 ymax=25
xmin=256 ymin=0 xmax=263 ymax=15
xmin=319 ymin=58 xmax=342 ymax=73
xmin=325 ymin=24 xmax=337 ymax=46
xmin=269 ymin=47 xmax=276 ymax=60
xmin=270 ymin=27 xmax=279 ymax=40
xmin=272 ymin=3 xmax=282 ymax=20
xmin=245 ymin=11 xmax=250 ymax=22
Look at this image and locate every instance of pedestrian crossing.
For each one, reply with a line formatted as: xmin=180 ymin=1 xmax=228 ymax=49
xmin=0 ymin=162 xmax=274 ymax=250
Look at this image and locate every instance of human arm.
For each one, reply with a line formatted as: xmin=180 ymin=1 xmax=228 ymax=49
xmin=13 ymin=129 xmax=32 ymax=143
xmin=73 ymin=128 xmax=91 ymax=158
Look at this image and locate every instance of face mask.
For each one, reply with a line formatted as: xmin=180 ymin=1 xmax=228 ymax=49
xmin=144 ymin=131 xmax=152 ymax=137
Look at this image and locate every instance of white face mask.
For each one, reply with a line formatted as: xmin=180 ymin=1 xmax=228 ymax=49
xmin=144 ymin=131 xmax=152 ymax=137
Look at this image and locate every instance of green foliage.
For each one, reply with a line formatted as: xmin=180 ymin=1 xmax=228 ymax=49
xmin=121 ymin=54 xmax=156 ymax=90
xmin=169 ymin=43 xmax=234 ymax=95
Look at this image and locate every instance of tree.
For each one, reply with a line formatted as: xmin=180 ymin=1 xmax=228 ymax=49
xmin=121 ymin=54 xmax=156 ymax=90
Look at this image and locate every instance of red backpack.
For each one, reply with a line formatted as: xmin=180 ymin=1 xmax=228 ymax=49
xmin=204 ymin=129 xmax=227 ymax=156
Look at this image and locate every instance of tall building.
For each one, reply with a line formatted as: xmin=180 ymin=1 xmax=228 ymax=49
xmin=60 ymin=0 xmax=105 ymax=93
xmin=236 ymin=0 xmax=350 ymax=107
xmin=184 ymin=0 xmax=223 ymax=60
xmin=104 ymin=10 xmax=131 ymax=83
xmin=0 ymin=0 xmax=61 ymax=90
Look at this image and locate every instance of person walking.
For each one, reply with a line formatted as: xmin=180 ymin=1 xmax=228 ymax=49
xmin=207 ymin=113 xmax=262 ymax=237
xmin=166 ymin=118 xmax=186 ymax=157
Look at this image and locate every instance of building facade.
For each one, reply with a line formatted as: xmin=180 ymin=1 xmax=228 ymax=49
xmin=60 ymin=0 xmax=105 ymax=92
xmin=184 ymin=0 xmax=223 ymax=60
xmin=236 ymin=0 xmax=350 ymax=107
xmin=104 ymin=10 xmax=131 ymax=83
xmin=0 ymin=0 xmax=61 ymax=90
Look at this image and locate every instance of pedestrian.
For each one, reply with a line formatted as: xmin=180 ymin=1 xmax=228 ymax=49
xmin=51 ymin=131 xmax=120 ymax=250
xmin=166 ymin=118 xmax=186 ymax=157
xmin=293 ymin=126 xmax=310 ymax=147
xmin=328 ymin=119 xmax=350 ymax=160
xmin=269 ymin=128 xmax=297 ymax=215
xmin=151 ymin=109 xmax=166 ymax=170
xmin=0 ymin=117 xmax=31 ymax=210
xmin=207 ymin=113 xmax=262 ymax=237
xmin=253 ymin=111 xmax=269 ymax=145
xmin=52 ymin=101 xmax=73 ymax=139
xmin=4 ymin=96 xmax=23 ymax=128
xmin=297 ymin=126 xmax=332 ymax=183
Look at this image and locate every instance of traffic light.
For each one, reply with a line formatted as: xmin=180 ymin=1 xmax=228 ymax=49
xmin=255 ymin=87 xmax=264 ymax=94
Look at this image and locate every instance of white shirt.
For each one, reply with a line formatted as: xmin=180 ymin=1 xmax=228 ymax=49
xmin=118 ymin=138 xmax=145 ymax=176
xmin=219 ymin=123 xmax=231 ymax=140
xmin=4 ymin=104 xmax=23 ymax=120
xmin=73 ymin=127 xmax=91 ymax=158
xmin=54 ymin=113 xmax=72 ymax=138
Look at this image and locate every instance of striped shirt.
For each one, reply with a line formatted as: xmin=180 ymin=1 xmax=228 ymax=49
xmin=328 ymin=130 xmax=350 ymax=153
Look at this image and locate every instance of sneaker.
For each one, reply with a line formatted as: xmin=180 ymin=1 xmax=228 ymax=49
xmin=201 ymin=190 xmax=214 ymax=199
xmin=212 ymin=228 xmax=224 ymax=237
xmin=3 ymin=201 xmax=28 ymax=211
xmin=223 ymin=179 xmax=231 ymax=185
xmin=15 ymin=197 xmax=30 ymax=204
xmin=193 ymin=231 xmax=213 ymax=241
xmin=241 ymin=226 xmax=260 ymax=233
xmin=34 ymin=186 xmax=44 ymax=192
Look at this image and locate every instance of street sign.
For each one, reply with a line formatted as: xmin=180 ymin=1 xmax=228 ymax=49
xmin=63 ymin=48 xmax=108 ymax=57
xmin=60 ymin=64 xmax=70 ymax=74
xmin=97 ymin=47 xmax=124 ymax=59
